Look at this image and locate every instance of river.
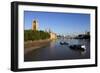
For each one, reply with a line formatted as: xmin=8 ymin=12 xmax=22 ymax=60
xmin=24 ymin=38 xmax=90 ymax=62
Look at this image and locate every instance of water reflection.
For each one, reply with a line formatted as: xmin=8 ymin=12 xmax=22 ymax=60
xmin=70 ymin=47 xmax=86 ymax=56
xmin=24 ymin=38 xmax=90 ymax=62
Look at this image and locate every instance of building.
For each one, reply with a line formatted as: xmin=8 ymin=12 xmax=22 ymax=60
xmin=32 ymin=19 xmax=38 ymax=31
xmin=32 ymin=19 xmax=57 ymax=39
xmin=50 ymin=32 xmax=57 ymax=40
xmin=45 ymin=28 xmax=57 ymax=40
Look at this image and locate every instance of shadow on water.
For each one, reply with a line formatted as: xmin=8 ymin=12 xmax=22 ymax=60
xmin=24 ymin=38 xmax=90 ymax=62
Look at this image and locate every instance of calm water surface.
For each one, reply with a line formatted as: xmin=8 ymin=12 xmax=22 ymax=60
xmin=24 ymin=38 xmax=90 ymax=62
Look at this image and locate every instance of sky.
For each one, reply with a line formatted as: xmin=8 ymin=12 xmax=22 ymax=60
xmin=24 ymin=11 xmax=90 ymax=35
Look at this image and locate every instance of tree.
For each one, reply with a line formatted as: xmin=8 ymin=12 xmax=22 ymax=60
xmin=24 ymin=30 xmax=50 ymax=41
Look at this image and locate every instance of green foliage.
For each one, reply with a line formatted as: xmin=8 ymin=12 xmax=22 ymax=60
xmin=24 ymin=30 xmax=50 ymax=41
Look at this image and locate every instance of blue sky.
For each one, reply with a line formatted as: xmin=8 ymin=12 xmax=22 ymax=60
xmin=24 ymin=11 xmax=90 ymax=35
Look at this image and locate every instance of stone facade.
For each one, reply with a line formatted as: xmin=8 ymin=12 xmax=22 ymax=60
xmin=50 ymin=32 xmax=57 ymax=40
xmin=32 ymin=19 xmax=38 ymax=31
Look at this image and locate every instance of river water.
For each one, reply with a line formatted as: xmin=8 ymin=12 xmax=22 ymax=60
xmin=24 ymin=38 xmax=90 ymax=62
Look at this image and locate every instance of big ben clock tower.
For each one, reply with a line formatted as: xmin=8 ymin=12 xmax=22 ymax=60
xmin=32 ymin=19 xmax=38 ymax=31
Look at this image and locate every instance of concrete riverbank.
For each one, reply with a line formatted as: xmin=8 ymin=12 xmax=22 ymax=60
xmin=24 ymin=39 xmax=51 ymax=54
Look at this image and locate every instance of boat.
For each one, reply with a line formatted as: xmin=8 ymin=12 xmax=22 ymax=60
xmin=60 ymin=41 xmax=69 ymax=45
xmin=69 ymin=45 xmax=86 ymax=51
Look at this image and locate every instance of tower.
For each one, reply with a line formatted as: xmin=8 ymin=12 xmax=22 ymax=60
xmin=32 ymin=19 xmax=38 ymax=31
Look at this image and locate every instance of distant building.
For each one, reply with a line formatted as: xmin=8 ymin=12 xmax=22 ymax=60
xmin=50 ymin=32 xmax=57 ymax=40
xmin=32 ymin=19 xmax=38 ymax=31
xmin=45 ymin=28 xmax=57 ymax=39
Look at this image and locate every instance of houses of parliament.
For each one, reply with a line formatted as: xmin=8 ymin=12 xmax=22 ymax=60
xmin=32 ymin=19 xmax=57 ymax=40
